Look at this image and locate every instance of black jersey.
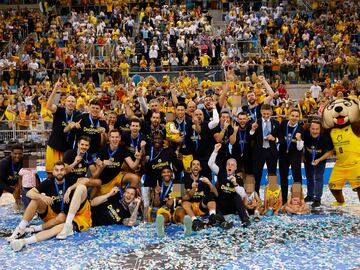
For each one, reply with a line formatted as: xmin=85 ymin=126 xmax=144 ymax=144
xmin=63 ymin=149 xmax=94 ymax=181
xmin=48 ymin=107 xmax=80 ymax=152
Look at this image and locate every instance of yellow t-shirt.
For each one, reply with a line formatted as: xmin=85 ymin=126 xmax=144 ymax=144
xmin=119 ymin=62 xmax=129 ymax=76
xmin=330 ymin=126 xmax=360 ymax=167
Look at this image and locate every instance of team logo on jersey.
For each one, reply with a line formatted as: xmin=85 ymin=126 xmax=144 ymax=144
xmin=78 ymin=163 xmax=82 ymax=168
xmin=337 ymin=135 xmax=343 ymax=142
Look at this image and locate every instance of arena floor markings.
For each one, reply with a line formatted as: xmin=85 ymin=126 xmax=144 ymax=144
xmin=0 ymin=187 xmax=359 ymax=270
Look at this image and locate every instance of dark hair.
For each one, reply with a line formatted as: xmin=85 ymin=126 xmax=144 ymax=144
xmin=90 ymin=99 xmax=101 ymax=107
xmin=261 ymin=104 xmax=272 ymax=111
xmin=176 ymin=102 xmax=187 ymax=109
xmin=290 ymin=108 xmax=300 ymax=115
xmin=237 ymin=111 xmax=248 ymax=117
xmin=130 ymin=117 xmax=142 ymax=126
xmin=125 ymin=186 xmax=137 ymax=193
xmin=78 ymin=135 xmax=91 ymax=143
xmin=190 ymin=159 xmax=202 ymax=168
xmin=109 ymin=129 xmax=121 ymax=136
xmin=161 ymin=166 xmax=173 ymax=172
xmin=11 ymin=144 xmax=23 ymax=152
xmin=54 ymin=161 xmax=65 ymax=167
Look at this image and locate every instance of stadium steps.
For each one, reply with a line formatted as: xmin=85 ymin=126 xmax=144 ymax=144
xmin=0 ymin=4 xmax=39 ymax=9
xmin=286 ymin=83 xmax=312 ymax=100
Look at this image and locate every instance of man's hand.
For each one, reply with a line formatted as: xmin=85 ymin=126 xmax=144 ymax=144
xmin=140 ymin=140 xmax=146 ymax=149
xmin=228 ymin=175 xmax=237 ymax=186
xmin=74 ymin=155 xmax=83 ymax=165
xmin=64 ymin=189 xmax=72 ymax=204
xmin=40 ymin=194 xmax=53 ymax=206
xmin=223 ymin=120 xmax=230 ymax=130
xmin=109 ymin=186 xmax=119 ymax=197
xmin=155 ymin=181 xmax=161 ymax=194
xmin=233 ymin=123 xmax=239 ymax=133
xmin=295 ymin=132 xmax=302 ymax=141
xmin=133 ymin=197 xmax=141 ymax=205
xmin=251 ymin=121 xmax=258 ymax=131
xmin=97 ymin=127 xmax=106 ymax=134
xmin=96 ymin=158 xmax=104 ymax=168
xmin=214 ymin=143 xmax=222 ymax=153
xmin=312 ymin=159 xmax=320 ymax=166
xmin=201 ymin=177 xmax=212 ymax=186
xmin=267 ymin=134 xmax=276 ymax=141
xmin=103 ymin=160 xmax=113 ymax=166
xmin=191 ymin=181 xmax=198 ymax=190
xmin=74 ymin=119 xmax=82 ymax=129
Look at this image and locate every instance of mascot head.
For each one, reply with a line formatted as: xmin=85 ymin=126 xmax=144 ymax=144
xmin=322 ymin=98 xmax=360 ymax=129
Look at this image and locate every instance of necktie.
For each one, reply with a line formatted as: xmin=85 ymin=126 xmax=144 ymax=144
xmin=263 ymin=120 xmax=270 ymax=148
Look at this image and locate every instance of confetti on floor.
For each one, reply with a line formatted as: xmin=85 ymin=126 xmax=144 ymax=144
xmin=0 ymin=186 xmax=359 ymax=270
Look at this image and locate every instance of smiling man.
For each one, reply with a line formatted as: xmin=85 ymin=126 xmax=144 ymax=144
xmin=8 ymin=161 xmax=91 ymax=251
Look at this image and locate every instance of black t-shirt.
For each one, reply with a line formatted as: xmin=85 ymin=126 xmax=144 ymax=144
xmin=174 ymin=116 xmax=193 ymax=155
xmin=183 ymin=173 xmax=210 ymax=203
xmin=142 ymin=123 xmax=166 ymax=143
xmin=201 ymin=103 xmax=221 ymax=122
xmin=63 ymin=149 xmax=94 ymax=181
xmin=216 ymin=169 xmax=244 ymax=202
xmin=231 ymin=125 xmax=252 ymax=158
xmin=114 ymin=114 xmax=131 ymax=133
xmin=304 ymin=131 xmax=334 ymax=163
xmin=121 ymin=132 xmax=146 ymax=160
xmin=279 ymin=121 xmax=304 ymax=154
xmin=37 ymin=177 xmax=77 ymax=214
xmin=157 ymin=181 xmax=174 ymax=208
xmin=242 ymin=104 xmax=262 ymax=123
xmin=91 ymin=191 xmax=130 ymax=226
xmin=97 ymin=144 xmax=130 ymax=184
xmin=144 ymin=148 xmax=183 ymax=187
xmin=190 ymin=121 xmax=215 ymax=160
xmin=212 ymin=124 xmax=234 ymax=158
xmin=48 ymin=107 xmax=80 ymax=152
xmin=0 ymin=156 xmax=22 ymax=193
xmin=75 ymin=113 xmax=108 ymax=155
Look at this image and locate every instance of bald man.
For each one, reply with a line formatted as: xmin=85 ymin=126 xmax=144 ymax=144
xmin=45 ymin=80 xmax=81 ymax=176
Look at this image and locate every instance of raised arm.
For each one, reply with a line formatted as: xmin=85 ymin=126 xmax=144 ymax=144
xmin=46 ymin=79 xmax=61 ymax=113
xmin=208 ymin=143 xmax=221 ymax=175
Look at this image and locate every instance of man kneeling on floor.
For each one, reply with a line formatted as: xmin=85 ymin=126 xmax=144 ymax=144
xmin=182 ymin=159 xmax=233 ymax=231
xmin=152 ymin=166 xmax=192 ymax=238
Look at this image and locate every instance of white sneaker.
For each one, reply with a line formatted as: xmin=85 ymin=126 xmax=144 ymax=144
xmin=6 ymin=226 xmax=26 ymax=242
xmin=155 ymin=215 xmax=165 ymax=238
xmin=183 ymin=215 xmax=192 ymax=237
xmin=56 ymin=223 xmax=74 ymax=240
xmin=10 ymin=239 xmax=26 ymax=252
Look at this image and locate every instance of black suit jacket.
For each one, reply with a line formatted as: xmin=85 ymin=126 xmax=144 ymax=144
xmin=249 ymin=118 xmax=280 ymax=159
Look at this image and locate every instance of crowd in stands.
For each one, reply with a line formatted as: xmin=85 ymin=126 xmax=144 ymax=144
xmin=0 ymin=0 xmax=359 ymax=252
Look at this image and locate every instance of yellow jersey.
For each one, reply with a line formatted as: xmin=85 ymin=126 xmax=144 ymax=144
xmin=330 ymin=126 xmax=360 ymax=167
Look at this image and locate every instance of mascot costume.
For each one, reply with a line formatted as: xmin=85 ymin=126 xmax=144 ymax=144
xmin=322 ymin=98 xmax=360 ymax=205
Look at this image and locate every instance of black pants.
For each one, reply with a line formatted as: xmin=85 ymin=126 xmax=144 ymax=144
xmin=253 ymin=148 xmax=277 ymax=193
xmin=217 ymin=194 xmax=249 ymax=223
xmin=279 ymin=152 xmax=302 ymax=203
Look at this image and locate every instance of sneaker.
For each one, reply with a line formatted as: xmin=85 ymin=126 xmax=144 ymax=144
xmin=330 ymin=201 xmax=346 ymax=207
xmin=254 ymin=216 xmax=261 ymax=222
xmin=208 ymin=214 xmax=225 ymax=226
xmin=220 ymin=221 xmax=233 ymax=230
xmin=192 ymin=219 xmax=206 ymax=231
xmin=183 ymin=215 xmax=192 ymax=237
xmin=56 ymin=223 xmax=74 ymax=240
xmin=6 ymin=226 xmax=26 ymax=242
xmin=10 ymin=239 xmax=26 ymax=252
xmin=312 ymin=200 xmax=321 ymax=208
xmin=304 ymin=196 xmax=313 ymax=203
xmin=242 ymin=220 xmax=251 ymax=228
xmin=155 ymin=215 xmax=165 ymax=238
